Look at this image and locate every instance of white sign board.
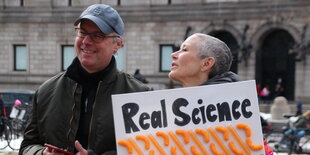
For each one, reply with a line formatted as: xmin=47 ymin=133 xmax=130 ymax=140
xmin=112 ymin=80 xmax=264 ymax=155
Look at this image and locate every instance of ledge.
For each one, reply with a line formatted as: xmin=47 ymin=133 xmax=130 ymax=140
xmin=0 ymin=1 xmax=309 ymax=23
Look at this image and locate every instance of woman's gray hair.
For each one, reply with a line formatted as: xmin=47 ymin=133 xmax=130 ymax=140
xmin=194 ymin=33 xmax=232 ymax=78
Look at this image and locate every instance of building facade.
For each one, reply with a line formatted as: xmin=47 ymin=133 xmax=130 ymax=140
xmin=0 ymin=0 xmax=310 ymax=101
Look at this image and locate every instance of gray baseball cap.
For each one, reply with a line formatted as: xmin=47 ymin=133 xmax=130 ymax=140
xmin=74 ymin=4 xmax=124 ymax=36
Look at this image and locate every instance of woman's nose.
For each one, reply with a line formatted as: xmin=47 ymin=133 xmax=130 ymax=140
xmin=171 ymin=51 xmax=179 ymax=59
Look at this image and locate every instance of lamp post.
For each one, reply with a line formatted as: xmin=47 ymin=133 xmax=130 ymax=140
xmin=238 ymin=24 xmax=252 ymax=66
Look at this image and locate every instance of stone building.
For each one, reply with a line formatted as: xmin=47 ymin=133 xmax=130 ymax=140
xmin=0 ymin=0 xmax=310 ymax=101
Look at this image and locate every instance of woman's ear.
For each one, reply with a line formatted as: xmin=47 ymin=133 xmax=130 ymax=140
xmin=201 ymin=57 xmax=215 ymax=72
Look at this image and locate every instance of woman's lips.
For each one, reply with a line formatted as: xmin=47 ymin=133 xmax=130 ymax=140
xmin=171 ymin=62 xmax=177 ymax=70
xmin=172 ymin=62 xmax=177 ymax=66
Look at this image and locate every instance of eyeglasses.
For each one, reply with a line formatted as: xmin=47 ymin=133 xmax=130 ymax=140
xmin=74 ymin=27 xmax=120 ymax=43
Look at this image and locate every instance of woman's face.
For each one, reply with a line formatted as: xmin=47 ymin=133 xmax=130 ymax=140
xmin=168 ymin=35 xmax=206 ymax=87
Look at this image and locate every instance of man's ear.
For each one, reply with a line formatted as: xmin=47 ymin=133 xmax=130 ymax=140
xmin=113 ymin=38 xmax=123 ymax=54
xmin=117 ymin=38 xmax=123 ymax=48
xmin=201 ymin=57 xmax=215 ymax=72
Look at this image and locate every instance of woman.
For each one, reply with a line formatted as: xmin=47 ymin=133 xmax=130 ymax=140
xmin=169 ymin=33 xmax=273 ymax=155
xmin=282 ymin=110 xmax=310 ymax=143
xmin=169 ymin=33 xmax=239 ymax=87
xmin=294 ymin=110 xmax=310 ymax=130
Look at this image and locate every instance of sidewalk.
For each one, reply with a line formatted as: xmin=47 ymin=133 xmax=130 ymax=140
xmin=0 ymin=153 xmax=17 ymax=155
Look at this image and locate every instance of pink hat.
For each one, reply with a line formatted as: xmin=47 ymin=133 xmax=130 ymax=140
xmin=14 ymin=99 xmax=22 ymax=106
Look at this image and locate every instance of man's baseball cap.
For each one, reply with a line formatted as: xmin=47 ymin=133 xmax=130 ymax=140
xmin=74 ymin=4 xmax=124 ymax=36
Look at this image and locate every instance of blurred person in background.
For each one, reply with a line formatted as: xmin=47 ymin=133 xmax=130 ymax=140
xmin=295 ymin=96 xmax=303 ymax=116
xmin=133 ymin=69 xmax=149 ymax=84
xmin=0 ymin=93 xmax=5 ymax=117
xmin=286 ymin=111 xmax=310 ymax=140
xmin=0 ymin=93 xmax=5 ymax=136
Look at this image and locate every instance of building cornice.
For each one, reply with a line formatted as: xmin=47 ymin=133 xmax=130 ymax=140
xmin=0 ymin=1 xmax=309 ymax=23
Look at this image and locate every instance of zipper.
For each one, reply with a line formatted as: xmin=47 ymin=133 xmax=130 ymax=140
xmin=85 ymin=98 xmax=88 ymax=113
xmin=88 ymin=81 xmax=102 ymax=143
xmin=66 ymin=83 xmax=79 ymax=151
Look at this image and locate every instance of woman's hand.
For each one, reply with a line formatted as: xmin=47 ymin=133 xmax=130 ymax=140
xmin=75 ymin=141 xmax=88 ymax=155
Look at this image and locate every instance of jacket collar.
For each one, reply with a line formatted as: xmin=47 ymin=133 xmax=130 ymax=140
xmin=202 ymin=71 xmax=240 ymax=86
xmin=65 ymin=56 xmax=118 ymax=85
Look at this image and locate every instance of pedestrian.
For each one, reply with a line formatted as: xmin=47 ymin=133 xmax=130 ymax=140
xmin=168 ymin=33 xmax=273 ymax=154
xmin=294 ymin=110 xmax=310 ymax=134
xmin=280 ymin=110 xmax=310 ymax=147
xmin=20 ymin=4 xmax=149 ymax=155
xmin=133 ymin=69 xmax=149 ymax=84
xmin=295 ymin=96 xmax=303 ymax=116
xmin=274 ymin=83 xmax=284 ymax=97
xmin=9 ymin=99 xmax=23 ymax=119
xmin=166 ymin=79 xmax=175 ymax=89
xmin=0 ymin=93 xmax=5 ymax=136
xmin=256 ymin=83 xmax=262 ymax=97
xmin=0 ymin=93 xmax=5 ymax=117
xmin=259 ymin=85 xmax=270 ymax=101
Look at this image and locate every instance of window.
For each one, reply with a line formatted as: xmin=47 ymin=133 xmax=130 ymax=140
xmin=20 ymin=0 xmax=24 ymax=6
xmin=62 ymin=45 xmax=75 ymax=71
xmin=160 ymin=45 xmax=174 ymax=72
xmin=115 ymin=46 xmax=125 ymax=70
xmin=14 ymin=45 xmax=27 ymax=71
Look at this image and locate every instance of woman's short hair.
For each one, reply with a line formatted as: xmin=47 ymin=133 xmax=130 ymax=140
xmin=194 ymin=33 xmax=232 ymax=78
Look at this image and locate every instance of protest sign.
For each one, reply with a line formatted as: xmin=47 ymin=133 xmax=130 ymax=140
xmin=112 ymin=80 xmax=264 ymax=155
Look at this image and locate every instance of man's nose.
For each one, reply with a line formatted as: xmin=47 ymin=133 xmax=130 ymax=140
xmin=82 ymin=35 xmax=93 ymax=44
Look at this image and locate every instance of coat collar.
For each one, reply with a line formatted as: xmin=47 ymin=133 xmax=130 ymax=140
xmin=65 ymin=56 xmax=118 ymax=85
xmin=202 ymin=71 xmax=240 ymax=86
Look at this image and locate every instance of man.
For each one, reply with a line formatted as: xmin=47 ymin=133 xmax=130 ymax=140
xmin=19 ymin=4 xmax=149 ymax=155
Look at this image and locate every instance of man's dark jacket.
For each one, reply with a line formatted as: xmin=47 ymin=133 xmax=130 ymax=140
xmin=19 ymin=57 xmax=149 ymax=155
